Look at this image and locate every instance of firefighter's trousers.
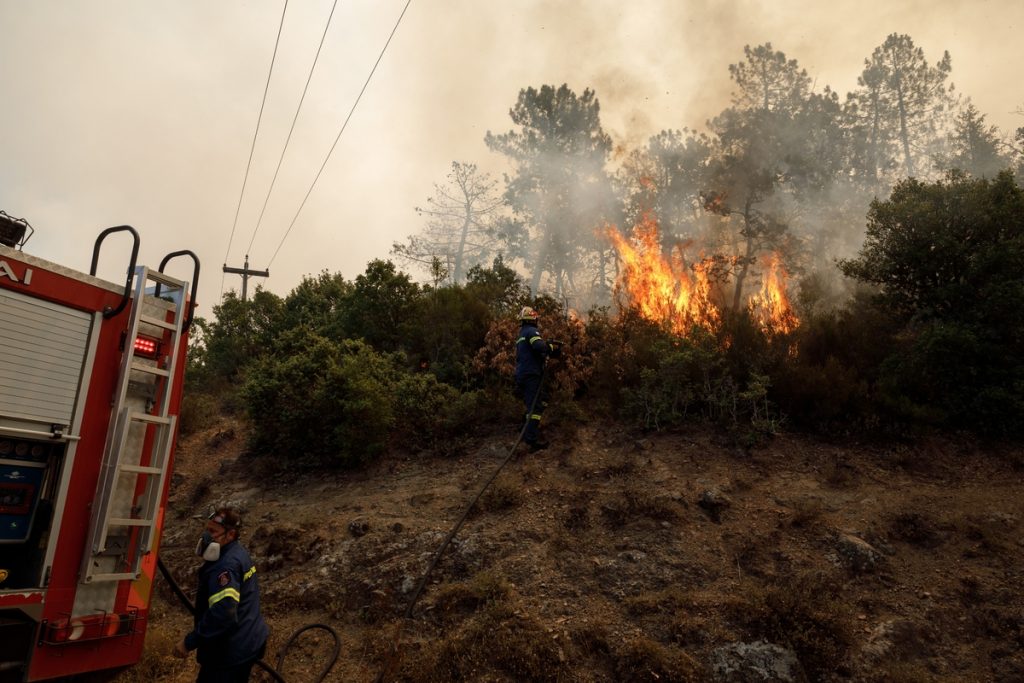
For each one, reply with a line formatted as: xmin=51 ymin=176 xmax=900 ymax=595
xmin=517 ymin=374 xmax=547 ymax=445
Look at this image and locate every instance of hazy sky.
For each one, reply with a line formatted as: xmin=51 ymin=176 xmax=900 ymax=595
xmin=2 ymin=0 xmax=1021 ymax=319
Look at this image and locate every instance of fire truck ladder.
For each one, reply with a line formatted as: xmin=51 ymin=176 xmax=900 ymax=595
xmin=82 ymin=266 xmax=187 ymax=584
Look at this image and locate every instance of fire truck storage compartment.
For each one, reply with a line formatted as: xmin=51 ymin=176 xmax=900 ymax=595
xmin=0 ymin=286 xmax=93 ymax=429
xmin=0 ymin=438 xmax=63 ymax=590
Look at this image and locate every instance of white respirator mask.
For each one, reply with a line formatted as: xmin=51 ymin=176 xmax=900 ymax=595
xmin=195 ymin=531 xmax=221 ymax=562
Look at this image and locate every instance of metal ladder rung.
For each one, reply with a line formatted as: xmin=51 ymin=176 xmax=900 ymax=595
xmin=128 ymin=412 xmax=172 ymax=425
xmin=109 ymin=518 xmax=156 ymax=527
xmin=130 ymin=361 xmax=169 ymax=377
xmin=87 ymin=572 xmax=139 ymax=583
xmin=145 ymin=270 xmax=186 ymax=289
xmin=139 ymin=313 xmax=177 ymax=330
xmin=119 ymin=464 xmax=163 ymax=475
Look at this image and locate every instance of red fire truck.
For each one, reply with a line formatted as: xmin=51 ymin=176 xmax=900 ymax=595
xmin=0 ymin=213 xmax=198 ymax=681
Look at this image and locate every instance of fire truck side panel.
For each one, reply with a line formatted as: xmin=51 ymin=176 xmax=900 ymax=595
xmin=1 ymin=247 xmax=183 ymax=682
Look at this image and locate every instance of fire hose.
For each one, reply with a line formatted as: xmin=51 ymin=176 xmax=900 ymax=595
xmin=373 ymin=363 xmax=552 ymax=683
xmin=156 ymin=557 xmax=340 ymax=682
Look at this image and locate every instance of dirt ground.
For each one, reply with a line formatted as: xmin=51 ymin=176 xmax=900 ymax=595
xmin=124 ymin=416 xmax=1024 ymax=682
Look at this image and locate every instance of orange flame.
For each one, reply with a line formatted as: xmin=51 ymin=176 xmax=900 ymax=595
xmin=606 ymin=212 xmax=720 ymax=335
xmin=607 ymin=213 xmax=799 ymax=337
xmin=747 ymin=253 xmax=799 ymax=335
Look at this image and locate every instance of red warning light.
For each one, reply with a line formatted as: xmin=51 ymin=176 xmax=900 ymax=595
xmin=133 ymin=336 xmax=159 ymax=358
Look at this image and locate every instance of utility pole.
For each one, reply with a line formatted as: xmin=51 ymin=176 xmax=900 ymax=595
xmin=222 ymin=255 xmax=269 ymax=302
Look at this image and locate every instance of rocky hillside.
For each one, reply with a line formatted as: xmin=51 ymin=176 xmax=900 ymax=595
xmin=128 ymin=417 xmax=1024 ymax=682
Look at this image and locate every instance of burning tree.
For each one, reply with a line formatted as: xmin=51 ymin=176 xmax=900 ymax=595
xmin=606 ymin=212 xmax=798 ymax=338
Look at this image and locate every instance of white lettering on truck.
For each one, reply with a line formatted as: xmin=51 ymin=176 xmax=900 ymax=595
xmin=0 ymin=260 xmax=33 ymax=285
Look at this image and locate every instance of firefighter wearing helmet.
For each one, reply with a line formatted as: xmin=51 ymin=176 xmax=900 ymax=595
xmin=515 ymin=305 xmax=562 ymax=451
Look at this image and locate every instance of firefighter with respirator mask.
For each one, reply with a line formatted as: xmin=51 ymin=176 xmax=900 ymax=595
xmin=174 ymin=507 xmax=269 ymax=682
xmin=515 ymin=306 xmax=562 ymax=452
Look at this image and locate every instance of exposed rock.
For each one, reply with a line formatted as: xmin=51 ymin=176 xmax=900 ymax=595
xmin=699 ymin=489 xmax=732 ymax=523
xmin=833 ymin=533 xmax=883 ymax=573
xmin=205 ymin=428 xmax=235 ymax=449
xmin=710 ymin=640 xmax=801 ymax=682
xmin=348 ymin=519 xmax=370 ymax=537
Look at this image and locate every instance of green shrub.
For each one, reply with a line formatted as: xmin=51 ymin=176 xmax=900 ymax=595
xmin=393 ymin=372 xmax=482 ymax=454
xmin=242 ymin=331 xmax=399 ymax=468
xmin=178 ymin=392 xmax=219 ymax=436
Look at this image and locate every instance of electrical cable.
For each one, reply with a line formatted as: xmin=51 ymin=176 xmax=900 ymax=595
xmin=246 ymin=0 xmax=341 ymax=258
xmin=372 ymin=365 xmax=549 ymax=683
xmin=221 ymin=0 xmax=290 ymax=299
xmin=267 ymin=0 xmax=413 ymax=269
xmin=156 ymin=556 xmax=340 ymax=682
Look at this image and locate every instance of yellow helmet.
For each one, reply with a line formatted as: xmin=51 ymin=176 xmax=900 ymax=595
xmin=519 ymin=306 xmax=539 ymax=323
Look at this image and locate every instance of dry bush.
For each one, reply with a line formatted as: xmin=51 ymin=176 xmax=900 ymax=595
xmin=623 ymin=587 xmax=690 ymax=616
xmin=428 ymin=571 xmax=512 ymax=622
xmin=623 ymin=487 xmax=680 ymax=522
xmin=403 ymin=602 xmax=568 ymax=682
xmin=178 ymin=392 xmax=220 ymax=437
xmin=476 ymin=474 xmax=524 ymax=514
xmin=787 ymin=496 xmax=825 ymax=529
xmin=611 ymin=635 xmax=705 ymax=682
xmin=888 ymin=511 xmax=946 ymax=548
xmin=726 ymin=571 xmax=855 ymax=679
xmin=115 ymin=627 xmax=192 ymax=682
xmin=824 ymin=452 xmax=856 ymax=487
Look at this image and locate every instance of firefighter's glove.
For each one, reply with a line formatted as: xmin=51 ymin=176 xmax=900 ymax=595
xmin=548 ymin=340 xmax=563 ymax=359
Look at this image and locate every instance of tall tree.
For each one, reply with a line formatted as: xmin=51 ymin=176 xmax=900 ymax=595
xmin=852 ymin=34 xmax=955 ymax=180
xmin=702 ymin=45 xmax=826 ymax=310
xmin=393 ymin=162 xmax=505 ymax=284
xmin=619 ymin=129 xmax=711 ymax=248
xmin=728 ymin=42 xmax=811 ymax=114
xmin=485 ymin=84 xmax=615 ymax=302
xmin=839 ymin=171 xmax=1024 ymax=432
xmin=943 ymin=103 xmax=1010 ymax=178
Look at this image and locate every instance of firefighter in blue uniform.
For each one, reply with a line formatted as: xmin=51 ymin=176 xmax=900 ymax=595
xmin=515 ymin=306 xmax=561 ymax=451
xmin=175 ymin=507 xmax=269 ymax=683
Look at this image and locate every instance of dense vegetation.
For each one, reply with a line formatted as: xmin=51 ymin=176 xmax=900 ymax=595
xmin=181 ymin=170 xmax=1024 ymax=468
xmin=183 ymin=35 xmax=1024 ymax=466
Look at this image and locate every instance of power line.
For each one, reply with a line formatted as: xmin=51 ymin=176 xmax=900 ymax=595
xmin=246 ymin=0 xmax=341 ymax=257
xmin=220 ymin=0 xmax=290 ymax=297
xmin=267 ymin=0 xmax=413 ymax=269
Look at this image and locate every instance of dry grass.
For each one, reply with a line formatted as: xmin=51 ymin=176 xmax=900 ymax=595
xmin=476 ymin=473 xmax=525 ymax=514
xmin=401 ymin=602 xmax=568 ymax=682
xmin=726 ymin=571 xmax=855 ymax=679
